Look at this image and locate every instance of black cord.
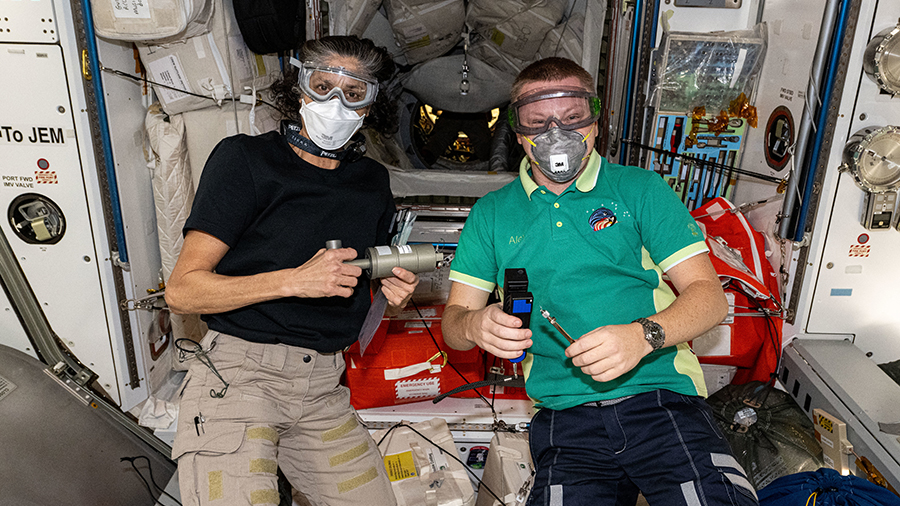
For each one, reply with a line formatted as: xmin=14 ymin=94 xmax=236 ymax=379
xmin=739 ymin=284 xmax=783 ymax=382
xmin=549 ymin=4 xmax=576 ymax=57
xmin=723 ymin=280 xmax=783 ymax=410
xmin=410 ymin=300 xmax=497 ymax=414
xmin=374 ymin=422 xmax=505 ymax=505
xmin=175 ymin=338 xmax=229 ymax=398
xmin=99 ymin=65 xmax=284 ymax=115
xmin=434 ymin=377 xmax=526 ymax=404
xmin=621 ymin=138 xmax=783 ymax=185
xmin=121 ymin=455 xmax=183 ymax=506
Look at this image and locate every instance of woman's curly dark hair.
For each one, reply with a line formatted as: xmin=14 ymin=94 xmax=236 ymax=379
xmin=270 ymin=36 xmax=398 ymax=135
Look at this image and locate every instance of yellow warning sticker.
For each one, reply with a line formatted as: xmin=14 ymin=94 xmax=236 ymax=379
xmin=491 ymin=29 xmax=506 ymax=46
xmin=384 ymin=451 xmax=418 ymax=482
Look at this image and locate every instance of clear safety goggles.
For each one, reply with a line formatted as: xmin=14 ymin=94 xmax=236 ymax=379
xmin=290 ymin=57 xmax=379 ymax=110
xmin=508 ymin=87 xmax=601 ymax=136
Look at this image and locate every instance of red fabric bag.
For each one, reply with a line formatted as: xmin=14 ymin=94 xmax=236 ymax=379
xmin=344 ymin=305 xmax=485 ymax=410
xmin=690 ymin=198 xmax=783 ymax=385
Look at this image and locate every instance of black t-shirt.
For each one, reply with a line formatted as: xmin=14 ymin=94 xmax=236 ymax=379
xmin=184 ymin=131 xmax=396 ymax=352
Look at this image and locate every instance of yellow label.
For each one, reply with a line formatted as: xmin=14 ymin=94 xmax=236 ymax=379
xmin=817 ymin=414 xmax=834 ymax=433
xmin=491 ymin=29 xmax=506 ymax=46
xmin=406 ymin=35 xmax=432 ymax=50
xmin=254 ymin=54 xmax=267 ymax=78
xmin=384 ymin=451 xmax=418 ymax=482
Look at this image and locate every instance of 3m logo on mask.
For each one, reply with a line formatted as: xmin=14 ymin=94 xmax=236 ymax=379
xmin=550 ymin=154 xmax=569 ymax=173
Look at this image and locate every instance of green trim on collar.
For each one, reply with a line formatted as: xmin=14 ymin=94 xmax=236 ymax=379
xmin=574 ymin=151 xmax=602 ymax=192
xmin=518 ymin=157 xmax=539 ymax=199
xmin=518 ymin=150 xmax=603 ymax=199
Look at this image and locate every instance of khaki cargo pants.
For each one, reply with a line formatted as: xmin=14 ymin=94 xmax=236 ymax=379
xmin=172 ymin=332 xmax=396 ymax=506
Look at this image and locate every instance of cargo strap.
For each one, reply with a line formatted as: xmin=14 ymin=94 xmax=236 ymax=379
xmin=383 ymin=351 xmax=447 ymax=380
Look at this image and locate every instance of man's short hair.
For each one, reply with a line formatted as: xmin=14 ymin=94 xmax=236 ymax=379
xmin=511 ymin=57 xmax=594 ymax=102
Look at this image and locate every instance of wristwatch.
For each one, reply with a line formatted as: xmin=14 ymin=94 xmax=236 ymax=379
xmin=633 ymin=317 xmax=665 ymax=351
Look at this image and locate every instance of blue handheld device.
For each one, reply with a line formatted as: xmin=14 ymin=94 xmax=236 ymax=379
xmin=503 ymin=269 xmax=532 ymax=364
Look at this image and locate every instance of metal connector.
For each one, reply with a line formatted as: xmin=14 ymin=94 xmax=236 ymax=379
xmin=540 ymin=307 xmax=575 ymax=344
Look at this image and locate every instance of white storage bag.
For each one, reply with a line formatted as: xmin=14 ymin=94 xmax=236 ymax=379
xmin=91 ymin=0 xmax=214 ymax=43
xmin=466 ymin=0 xmax=568 ymax=62
xmin=360 ymin=6 xmax=409 ymax=63
xmin=384 ymin=0 xmax=465 ymax=65
xmin=182 ymin=102 xmax=281 ymax=190
xmin=474 ymin=432 xmax=533 ymax=506
xmin=536 ymin=13 xmax=585 ymax=63
xmin=144 ymin=103 xmax=207 ymax=352
xmin=373 ymin=418 xmax=476 ymax=506
xmin=468 ymin=38 xmax=527 ymax=78
xmin=329 ymin=0 xmax=382 ymax=37
xmin=137 ymin=0 xmax=282 ymax=115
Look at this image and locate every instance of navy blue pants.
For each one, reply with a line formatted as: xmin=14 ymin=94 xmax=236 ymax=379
xmin=526 ymin=389 xmax=759 ymax=506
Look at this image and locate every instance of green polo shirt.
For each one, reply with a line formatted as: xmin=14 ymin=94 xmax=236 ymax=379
xmin=449 ymin=151 xmax=709 ymax=410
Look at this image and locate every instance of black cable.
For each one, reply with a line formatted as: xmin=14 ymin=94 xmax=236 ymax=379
xmin=621 ymin=138 xmax=783 ymax=184
xmin=374 ymin=422 xmax=505 ymax=505
xmin=740 ymin=284 xmax=783 ymax=382
xmin=410 ymin=300 xmax=497 ymax=414
xmin=121 ymin=455 xmax=183 ymax=506
xmin=727 ymin=280 xmax=782 ymax=378
xmin=175 ymin=338 xmax=228 ymax=398
xmin=724 ymin=280 xmax=784 ymax=407
xmin=434 ymin=376 xmax=525 ymax=404
xmin=99 ymin=65 xmax=284 ymax=115
xmin=549 ymin=4 xmax=576 ymax=57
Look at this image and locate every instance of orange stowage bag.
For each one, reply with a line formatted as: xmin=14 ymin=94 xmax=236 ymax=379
xmin=344 ymin=305 xmax=484 ymax=410
xmin=690 ymin=198 xmax=783 ymax=385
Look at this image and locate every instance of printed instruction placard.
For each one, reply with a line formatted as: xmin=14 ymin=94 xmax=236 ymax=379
xmin=384 ymin=451 xmax=418 ymax=482
xmin=146 ymin=55 xmax=190 ymax=104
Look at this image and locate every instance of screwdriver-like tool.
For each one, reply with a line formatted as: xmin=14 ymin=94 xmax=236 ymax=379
xmin=540 ymin=307 xmax=575 ymax=344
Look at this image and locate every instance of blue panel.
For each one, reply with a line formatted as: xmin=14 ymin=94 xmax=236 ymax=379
xmin=512 ymin=299 xmax=532 ymax=313
xmin=830 ymin=288 xmax=852 ymax=296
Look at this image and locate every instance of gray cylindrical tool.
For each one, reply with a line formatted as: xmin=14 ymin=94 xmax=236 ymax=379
xmin=325 ymin=241 xmax=444 ymax=278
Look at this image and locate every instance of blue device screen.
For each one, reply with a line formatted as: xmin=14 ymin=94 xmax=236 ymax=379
xmin=512 ymin=299 xmax=532 ymax=314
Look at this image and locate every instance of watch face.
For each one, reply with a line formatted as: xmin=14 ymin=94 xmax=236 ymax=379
xmin=637 ymin=318 xmax=665 ymax=350
xmin=649 ymin=327 xmax=665 ymax=348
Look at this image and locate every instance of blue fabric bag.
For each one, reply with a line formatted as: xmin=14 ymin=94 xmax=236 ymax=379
xmin=758 ymin=467 xmax=900 ymax=505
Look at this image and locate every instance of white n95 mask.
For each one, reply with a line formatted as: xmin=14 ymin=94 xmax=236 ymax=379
xmin=299 ymin=99 xmax=366 ymax=151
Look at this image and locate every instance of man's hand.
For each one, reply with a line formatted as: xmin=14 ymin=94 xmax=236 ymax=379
xmin=565 ymin=323 xmax=653 ymax=382
xmin=381 ymin=266 xmax=420 ymax=309
xmin=458 ymin=303 xmax=533 ymax=359
xmin=442 ymin=282 xmax=532 ymax=355
xmin=284 ymin=247 xmax=363 ymax=298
